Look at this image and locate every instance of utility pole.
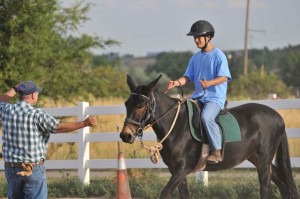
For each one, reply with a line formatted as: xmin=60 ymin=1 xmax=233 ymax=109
xmin=243 ymin=0 xmax=250 ymax=76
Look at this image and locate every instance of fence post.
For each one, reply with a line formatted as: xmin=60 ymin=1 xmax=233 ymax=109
xmin=77 ymin=102 xmax=90 ymax=184
xmin=195 ymin=171 xmax=208 ymax=186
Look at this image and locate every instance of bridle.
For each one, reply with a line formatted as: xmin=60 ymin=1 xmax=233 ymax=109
xmin=124 ymin=92 xmax=156 ymax=139
xmin=124 ymin=91 xmax=186 ymax=141
xmin=123 ymin=90 xmax=185 ymax=163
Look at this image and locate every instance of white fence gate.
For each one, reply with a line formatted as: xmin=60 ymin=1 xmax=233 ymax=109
xmin=1 ymin=99 xmax=300 ymax=184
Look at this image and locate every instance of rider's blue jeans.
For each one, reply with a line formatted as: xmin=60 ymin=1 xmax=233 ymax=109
xmin=5 ymin=164 xmax=47 ymax=199
xmin=200 ymin=101 xmax=222 ymax=151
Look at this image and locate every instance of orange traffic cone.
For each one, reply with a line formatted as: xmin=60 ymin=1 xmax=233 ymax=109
xmin=116 ymin=152 xmax=132 ymax=199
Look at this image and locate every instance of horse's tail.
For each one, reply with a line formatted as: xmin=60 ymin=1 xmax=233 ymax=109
xmin=275 ymin=132 xmax=299 ymax=199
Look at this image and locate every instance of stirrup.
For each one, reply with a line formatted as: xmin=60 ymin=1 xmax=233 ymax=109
xmin=207 ymin=156 xmax=222 ymax=164
xmin=207 ymin=151 xmax=222 ymax=164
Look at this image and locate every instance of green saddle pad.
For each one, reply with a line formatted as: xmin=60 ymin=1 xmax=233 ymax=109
xmin=186 ymin=99 xmax=241 ymax=143
xmin=186 ymin=99 xmax=202 ymax=142
xmin=216 ymin=112 xmax=241 ymax=142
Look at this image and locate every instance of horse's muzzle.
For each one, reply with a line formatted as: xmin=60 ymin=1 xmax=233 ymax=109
xmin=120 ymin=129 xmax=135 ymax=144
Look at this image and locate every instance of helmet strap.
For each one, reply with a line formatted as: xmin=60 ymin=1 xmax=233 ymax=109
xmin=201 ymin=36 xmax=211 ymax=52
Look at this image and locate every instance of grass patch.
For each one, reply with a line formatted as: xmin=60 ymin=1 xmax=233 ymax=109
xmin=1 ymin=169 xmax=299 ymax=198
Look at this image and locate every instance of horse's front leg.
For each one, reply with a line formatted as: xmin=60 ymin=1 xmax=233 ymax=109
xmin=160 ymin=172 xmax=190 ymax=199
xmin=178 ymin=178 xmax=190 ymax=198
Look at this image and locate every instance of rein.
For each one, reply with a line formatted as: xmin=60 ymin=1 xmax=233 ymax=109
xmin=141 ymin=100 xmax=182 ymax=164
xmin=143 ymin=98 xmax=186 ymax=130
xmin=141 ymin=95 xmax=187 ymax=164
xmin=142 ymin=88 xmax=205 ymax=164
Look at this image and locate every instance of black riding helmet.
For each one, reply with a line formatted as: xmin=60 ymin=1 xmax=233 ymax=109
xmin=186 ymin=20 xmax=215 ymax=38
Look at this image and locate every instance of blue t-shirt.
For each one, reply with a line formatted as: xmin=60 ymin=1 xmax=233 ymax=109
xmin=184 ymin=48 xmax=231 ymax=109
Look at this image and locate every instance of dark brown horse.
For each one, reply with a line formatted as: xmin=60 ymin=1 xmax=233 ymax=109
xmin=120 ymin=75 xmax=299 ymax=199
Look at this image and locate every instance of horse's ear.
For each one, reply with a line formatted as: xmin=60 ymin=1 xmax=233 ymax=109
xmin=127 ymin=74 xmax=137 ymax=92
xmin=146 ymin=74 xmax=162 ymax=93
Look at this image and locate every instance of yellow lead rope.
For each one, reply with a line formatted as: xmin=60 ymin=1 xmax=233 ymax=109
xmin=141 ymin=101 xmax=181 ymax=164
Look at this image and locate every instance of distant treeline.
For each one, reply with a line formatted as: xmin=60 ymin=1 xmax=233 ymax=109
xmin=96 ymin=45 xmax=300 ymax=99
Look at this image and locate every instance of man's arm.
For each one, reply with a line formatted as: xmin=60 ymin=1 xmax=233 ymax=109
xmin=0 ymin=86 xmax=18 ymax=102
xmin=200 ymin=76 xmax=228 ymax=89
xmin=55 ymin=116 xmax=97 ymax=133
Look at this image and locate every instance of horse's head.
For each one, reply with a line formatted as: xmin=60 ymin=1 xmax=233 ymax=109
xmin=120 ymin=75 xmax=162 ymax=144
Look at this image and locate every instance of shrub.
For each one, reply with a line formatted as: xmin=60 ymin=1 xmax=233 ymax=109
xmin=48 ymin=175 xmax=86 ymax=198
xmin=0 ymin=178 xmax=7 ymax=197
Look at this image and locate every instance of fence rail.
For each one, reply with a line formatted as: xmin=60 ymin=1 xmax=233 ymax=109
xmin=1 ymin=99 xmax=300 ymax=184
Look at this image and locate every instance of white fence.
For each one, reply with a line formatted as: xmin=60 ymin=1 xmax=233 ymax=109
xmin=1 ymin=99 xmax=300 ymax=184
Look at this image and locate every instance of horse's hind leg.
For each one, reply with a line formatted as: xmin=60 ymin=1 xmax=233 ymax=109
xmin=271 ymin=163 xmax=299 ymax=199
xmin=248 ymin=155 xmax=272 ymax=199
xmin=270 ymin=164 xmax=289 ymax=197
xmin=271 ymin=133 xmax=300 ymax=199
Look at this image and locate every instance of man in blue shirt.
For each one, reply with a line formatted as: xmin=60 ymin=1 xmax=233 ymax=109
xmin=0 ymin=81 xmax=97 ymax=199
xmin=166 ymin=20 xmax=231 ymax=164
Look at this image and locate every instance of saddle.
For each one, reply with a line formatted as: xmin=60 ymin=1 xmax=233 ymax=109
xmin=187 ymin=99 xmax=228 ymax=144
xmin=187 ymin=99 xmax=241 ymax=143
xmin=186 ymin=99 xmax=241 ymax=171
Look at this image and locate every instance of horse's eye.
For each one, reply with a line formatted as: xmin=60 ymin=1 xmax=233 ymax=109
xmin=136 ymin=103 xmax=145 ymax=109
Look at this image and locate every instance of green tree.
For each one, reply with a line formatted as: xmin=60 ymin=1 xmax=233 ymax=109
xmin=146 ymin=51 xmax=193 ymax=78
xmin=278 ymin=51 xmax=300 ymax=88
xmin=0 ymin=0 xmax=119 ymax=101
xmin=85 ymin=66 xmax=128 ymax=99
xmin=226 ymin=51 xmax=244 ymax=79
xmin=91 ymin=54 xmax=121 ymax=68
xmin=229 ymin=70 xmax=291 ymax=100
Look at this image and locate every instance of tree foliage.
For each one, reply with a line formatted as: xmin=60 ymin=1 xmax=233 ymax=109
xmin=91 ymin=54 xmax=121 ymax=68
xmin=85 ymin=66 xmax=129 ymax=99
xmin=146 ymin=51 xmax=193 ymax=79
xmin=0 ymin=0 xmax=298 ymax=101
xmin=0 ymin=0 xmax=122 ymax=102
xmin=142 ymin=47 xmax=298 ymax=99
xmin=228 ymin=70 xmax=291 ymax=100
xmin=277 ymin=49 xmax=300 ymax=88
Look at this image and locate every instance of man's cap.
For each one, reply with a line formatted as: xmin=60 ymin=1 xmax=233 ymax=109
xmin=17 ymin=81 xmax=42 ymax=96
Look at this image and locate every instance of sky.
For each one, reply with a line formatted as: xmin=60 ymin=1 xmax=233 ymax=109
xmin=62 ymin=0 xmax=300 ymax=57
